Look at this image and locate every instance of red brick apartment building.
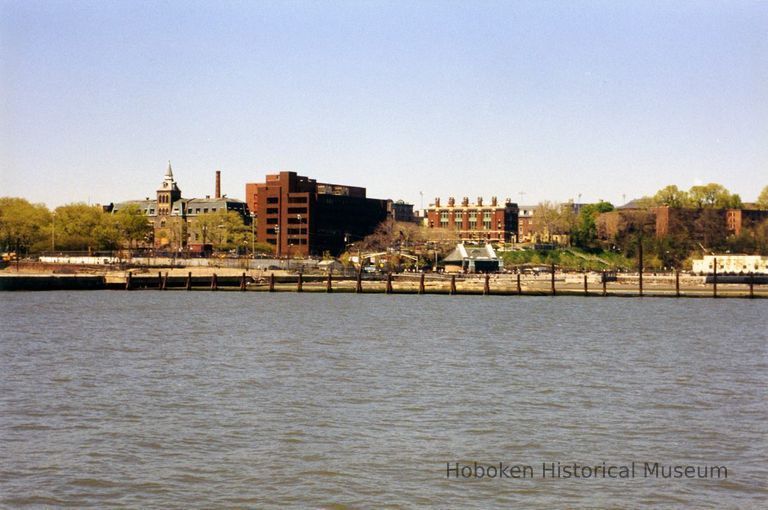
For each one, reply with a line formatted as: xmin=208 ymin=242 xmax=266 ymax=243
xmin=245 ymin=171 xmax=389 ymax=257
xmin=425 ymin=197 xmax=519 ymax=243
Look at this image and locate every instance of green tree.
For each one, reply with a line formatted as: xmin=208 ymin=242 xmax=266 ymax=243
xmin=757 ymin=185 xmax=768 ymax=209
xmin=653 ymin=185 xmax=690 ymax=208
xmin=688 ymin=183 xmax=741 ymax=209
xmin=0 ymin=197 xmax=51 ymax=255
xmin=572 ymin=201 xmax=614 ymax=249
xmin=54 ymin=203 xmax=116 ymax=252
xmin=190 ymin=211 xmax=247 ymax=252
xmin=533 ymin=201 xmax=577 ymax=244
xmin=114 ymin=204 xmax=152 ymax=249
xmin=252 ymin=241 xmax=275 ymax=254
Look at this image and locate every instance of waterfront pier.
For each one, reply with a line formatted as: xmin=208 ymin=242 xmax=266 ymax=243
xmin=2 ymin=270 xmax=766 ymax=297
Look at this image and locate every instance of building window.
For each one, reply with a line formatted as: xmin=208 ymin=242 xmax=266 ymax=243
xmin=288 ymin=196 xmax=307 ymax=203
xmin=288 ymin=207 xmax=307 ymax=214
xmin=266 ymin=218 xmax=278 ymax=224
xmin=267 ymin=208 xmax=279 ymax=214
xmin=267 ymin=197 xmax=279 ymax=204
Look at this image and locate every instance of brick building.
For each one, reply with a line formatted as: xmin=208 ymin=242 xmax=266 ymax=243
xmin=245 ymin=171 xmax=389 ymax=257
xmin=391 ymin=200 xmax=417 ymax=223
xmin=109 ymin=163 xmax=249 ymax=251
xmin=598 ymin=205 xmax=768 ymax=246
xmin=517 ymin=205 xmax=537 ymax=242
xmin=425 ymin=197 xmax=518 ymax=243
xmin=726 ymin=208 xmax=768 ymax=236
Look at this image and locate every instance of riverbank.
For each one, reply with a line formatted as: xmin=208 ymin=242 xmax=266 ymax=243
xmin=2 ymin=269 xmax=766 ymax=297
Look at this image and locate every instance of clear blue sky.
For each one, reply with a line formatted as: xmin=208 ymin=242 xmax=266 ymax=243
xmin=1 ymin=0 xmax=766 ymax=209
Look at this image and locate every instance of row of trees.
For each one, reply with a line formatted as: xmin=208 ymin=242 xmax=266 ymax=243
xmin=0 ymin=197 xmax=264 ymax=257
xmin=635 ymin=183 xmax=768 ymax=210
xmin=0 ymin=198 xmax=152 ymax=255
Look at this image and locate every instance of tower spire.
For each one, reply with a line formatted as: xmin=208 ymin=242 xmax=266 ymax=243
xmin=165 ymin=160 xmax=174 ymax=178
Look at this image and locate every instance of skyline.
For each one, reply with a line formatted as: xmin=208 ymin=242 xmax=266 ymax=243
xmin=1 ymin=1 xmax=766 ymax=208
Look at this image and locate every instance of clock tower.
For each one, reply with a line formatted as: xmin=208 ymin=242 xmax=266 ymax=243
xmin=157 ymin=161 xmax=182 ymax=216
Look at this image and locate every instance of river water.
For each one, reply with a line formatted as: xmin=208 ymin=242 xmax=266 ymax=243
xmin=1 ymin=292 xmax=766 ymax=508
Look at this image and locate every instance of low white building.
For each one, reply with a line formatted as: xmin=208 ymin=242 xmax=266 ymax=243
xmin=692 ymin=255 xmax=768 ymax=275
xmin=40 ymin=256 xmax=121 ymax=265
xmin=443 ymin=243 xmax=502 ymax=273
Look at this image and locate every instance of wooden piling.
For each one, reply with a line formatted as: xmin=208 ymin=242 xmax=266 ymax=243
xmin=269 ymin=273 xmax=275 ymax=292
xmin=749 ymin=273 xmax=754 ymax=298
xmin=162 ymin=272 xmax=168 ymax=290
xmin=240 ymin=272 xmax=246 ymax=291
xmin=186 ymin=271 xmax=192 ymax=290
xmin=583 ymin=273 xmax=588 ymax=296
xmin=158 ymin=271 xmax=163 ymax=290
xmin=326 ymin=272 xmax=333 ymax=293
xmin=356 ymin=271 xmax=362 ymax=293
xmin=517 ymin=272 xmax=522 ymax=295
xmin=637 ymin=241 xmax=643 ymax=297
xmin=675 ymin=269 xmax=680 ymax=297
xmin=712 ymin=257 xmax=717 ymax=298
xmin=602 ymin=271 xmax=607 ymax=296
xmin=211 ymin=273 xmax=218 ymax=291
xmin=450 ymin=274 xmax=456 ymax=295
xmin=419 ymin=272 xmax=425 ymax=294
xmin=297 ymin=272 xmax=303 ymax=292
xmin=551 ymin=264 xmax=556 ymax=296
xmin=386 ymin=273 xmax=393 ymax=294
xmin=483 ymin=273 xmax=490 ymax=295
xmin=638 ymin=241 xmax=643 ymax=297
xmin=125 ymin=271 xmax=133 ymax=290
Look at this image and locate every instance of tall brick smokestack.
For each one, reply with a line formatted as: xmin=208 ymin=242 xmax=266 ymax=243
xmin=215 ymin=170 xmax=221 ymax=199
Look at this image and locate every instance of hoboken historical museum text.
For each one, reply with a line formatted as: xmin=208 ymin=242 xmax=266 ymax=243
xmin=446 ymin=462 xmax=728 ymax=480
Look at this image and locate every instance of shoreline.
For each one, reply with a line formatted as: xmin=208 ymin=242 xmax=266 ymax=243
xmin=2 ymin=270 xmax=766 ymax=298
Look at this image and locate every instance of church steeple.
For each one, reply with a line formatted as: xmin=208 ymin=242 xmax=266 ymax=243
xmin=157 ymin=161 xmax=182 ymax=216
xmin=161 ymin=160 xmax=177 ymax=190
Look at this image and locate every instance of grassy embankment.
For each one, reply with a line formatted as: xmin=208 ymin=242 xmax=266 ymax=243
xmin=501 ymin=248 xmax=635 ymax=271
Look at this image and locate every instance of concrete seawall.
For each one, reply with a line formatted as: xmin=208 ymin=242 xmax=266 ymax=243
xmin=0 ymin=274 xmax=106 ymax=291
xmin=2 ymin=272 xmax=766 ymax=298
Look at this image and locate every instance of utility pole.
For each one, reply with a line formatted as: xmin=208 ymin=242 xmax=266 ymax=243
xmin=250 ymin=212 xmax=256 ymax=257
xmin=275 ymin=225 xmax=280 ymax=258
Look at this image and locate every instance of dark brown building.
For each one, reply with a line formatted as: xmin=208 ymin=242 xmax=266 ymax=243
xmin=598 ymin=205 xmax=768 ymax=248
xmin=245 ymin=171 xmax=389 ymax=256
xmin=425 ymin=196 xmax=518 ymax=243
xmin=726 ymin=208 xmax=768 ymax=236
